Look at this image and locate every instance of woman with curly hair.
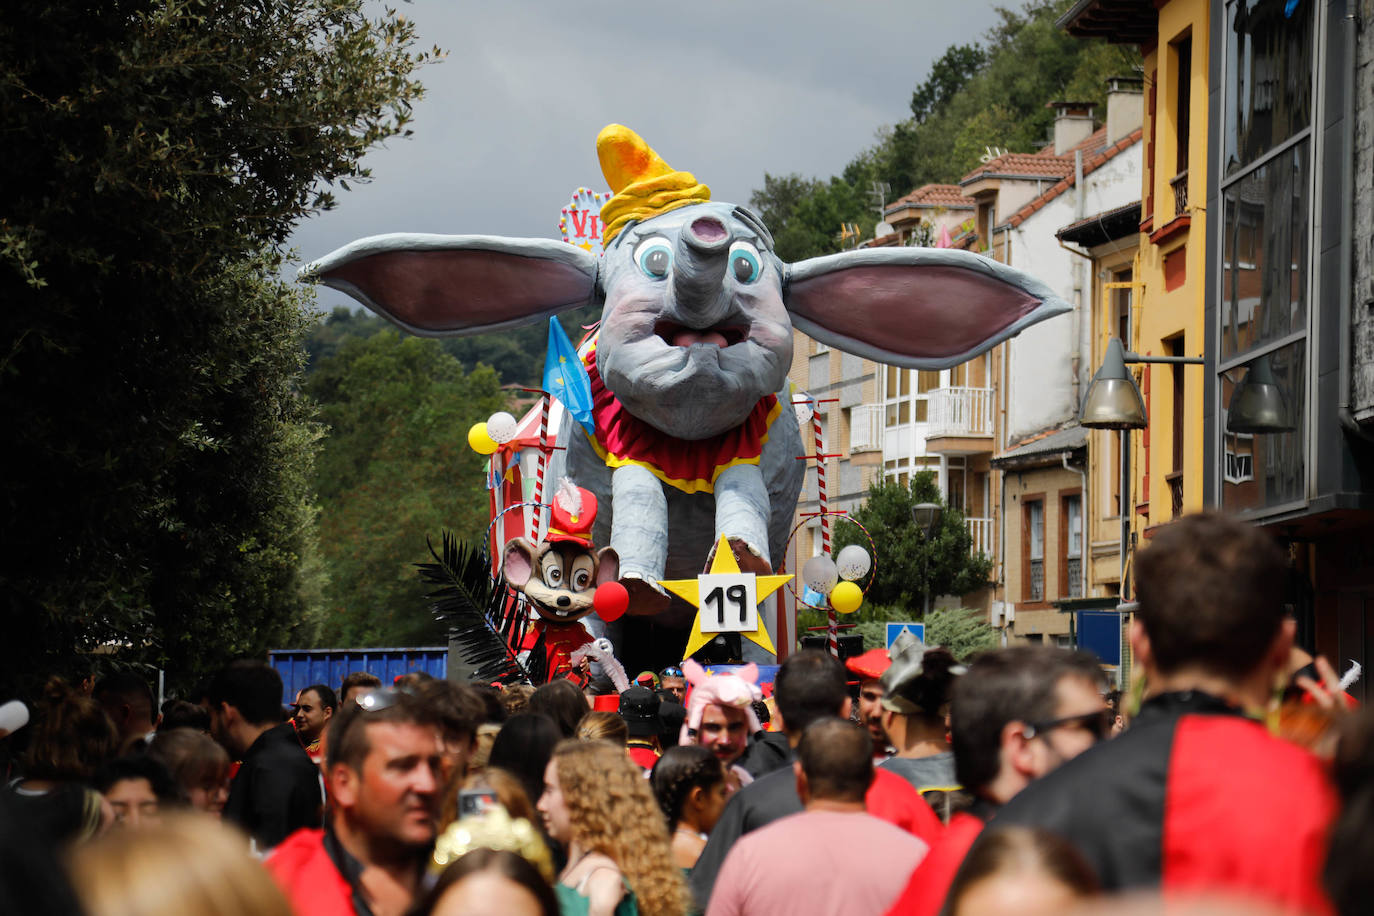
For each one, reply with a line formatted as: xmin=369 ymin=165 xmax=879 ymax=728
xmin=537 ymin=740 xmax=689 ymax=916
xmin=649 ymin=746 xmax=728 ymax=870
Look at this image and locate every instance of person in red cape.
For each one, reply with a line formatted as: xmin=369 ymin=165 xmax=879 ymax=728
xmin=980 ymin=513 xmax=1339 ymax=915
xmin=265 ymin=689 xmax=444 ymax=916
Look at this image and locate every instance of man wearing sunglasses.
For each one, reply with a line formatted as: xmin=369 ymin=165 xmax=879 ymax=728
xmin=882 ymin=646 xmax=1107 ymax=916
xmin=659 ymin=666 xmax=687 ymax=704
xmin=267 ymin=688 xmax=446 ymax=916
xmin=987 ymin=512 xmax=1338 ymax=914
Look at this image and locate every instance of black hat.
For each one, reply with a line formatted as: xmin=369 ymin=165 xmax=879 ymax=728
xmin=618 ymin=686 xmax=662 ymax=738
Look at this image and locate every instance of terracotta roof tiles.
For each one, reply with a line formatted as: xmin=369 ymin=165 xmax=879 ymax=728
xmin=885 ymin=183 xmax=975 ymax=214
xmin=999 ymin=127 xmax=1143 ymax=231
xmin=961 ymin=127 xmax=1112 ymax=185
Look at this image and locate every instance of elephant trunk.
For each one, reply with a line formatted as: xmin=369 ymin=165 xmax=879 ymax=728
xmin=669 ymin=215 xmax=731 ymax=327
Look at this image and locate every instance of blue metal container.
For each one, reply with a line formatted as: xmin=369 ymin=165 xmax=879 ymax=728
xmin=269 ymin=647 xmax=449 ymax=706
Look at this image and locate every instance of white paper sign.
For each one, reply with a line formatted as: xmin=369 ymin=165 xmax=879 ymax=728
xmin=697 ymin=573 xmax=759 ymax=633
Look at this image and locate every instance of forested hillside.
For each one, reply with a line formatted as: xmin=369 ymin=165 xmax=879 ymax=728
xmin=751 ymin=0 xmax=1140 ymax=261
xmin=301 ymin=307 xmax=599 ymax=646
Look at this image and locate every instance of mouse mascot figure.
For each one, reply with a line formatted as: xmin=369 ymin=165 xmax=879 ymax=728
xmin=501 ymin=479 xmax=620 ymax=683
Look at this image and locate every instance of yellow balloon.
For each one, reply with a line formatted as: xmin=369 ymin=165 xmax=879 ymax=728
xmin=467 ymin=422 xmax=499 ymax=455
xmin=829 ymin=581 xmax=863 ymax=614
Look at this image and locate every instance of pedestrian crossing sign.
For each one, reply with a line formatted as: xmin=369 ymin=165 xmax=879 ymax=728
xmin=885 ymin=622 xmax=925 ymax=650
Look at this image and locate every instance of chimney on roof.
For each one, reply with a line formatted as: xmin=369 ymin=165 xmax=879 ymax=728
xmin=1048 ymin=101 xmax=1095 ymax=155
xmin=1105 ymin=75 xmax=1145 ymax=144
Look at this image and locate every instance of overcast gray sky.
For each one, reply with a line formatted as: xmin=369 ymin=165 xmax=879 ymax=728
xmin=289 ymin=1 xmax=1007 ymax=310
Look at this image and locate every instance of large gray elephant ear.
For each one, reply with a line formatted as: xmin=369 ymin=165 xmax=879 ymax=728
xmin=784 ymin=248 xmax=1071 ymax=369
xmin=299 ymin=234 xmax=599 ymax=338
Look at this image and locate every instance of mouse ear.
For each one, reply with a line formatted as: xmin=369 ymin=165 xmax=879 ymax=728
xmin=595 ymin=547 xmax=620 ymax=586
xmin=501 ymin=538 xmax=538 ymax=588
xmin=301 ymin=234 xmax=598 ymax=338
xmin=785 ymin=247 xmax=1070 ymax=368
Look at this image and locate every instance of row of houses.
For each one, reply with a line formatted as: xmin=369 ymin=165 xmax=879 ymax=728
xmin=785 ymin=0 xmax=1374 ymax=697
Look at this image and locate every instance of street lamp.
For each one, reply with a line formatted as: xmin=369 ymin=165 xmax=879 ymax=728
xmin=1079 ymin=340 xmax=1202 ymax=604
xmin=911 ymin=502 xmax=943 ymax=616
xmin=1079 ymin=339 xmax=1148 ymax=429
xmin=911 ymin=503 xmax=943 ymax=538
xmin=1081 ymin=338 xmax=1291 ymax=434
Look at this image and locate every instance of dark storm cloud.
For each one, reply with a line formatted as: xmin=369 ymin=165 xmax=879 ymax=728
xmin=289 ymin=1 xmax=1004 ymax=308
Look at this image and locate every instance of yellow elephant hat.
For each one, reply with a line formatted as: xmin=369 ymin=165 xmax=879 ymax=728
xmin=597 ymin=124 xmax=711 ymax=245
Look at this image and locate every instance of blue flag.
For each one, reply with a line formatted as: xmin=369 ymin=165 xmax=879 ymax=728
xmin=543 ymin=317 xmax=595 ymax=434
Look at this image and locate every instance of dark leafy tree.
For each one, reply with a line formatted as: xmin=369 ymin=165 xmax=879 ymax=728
xmin=305 ymin=332 xmax=508 ymax=647
xmin=0 ymin=0 xmax=435 ymax=696
xmin=831 ymin=472 xmax=993 ymax=613
xmin=910 ymin=43 xmax=988 ymax=123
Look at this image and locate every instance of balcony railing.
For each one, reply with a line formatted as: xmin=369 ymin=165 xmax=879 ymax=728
xmin=848 ymin=404 xmax=884 ymax=453
xmin=1171 ymin=169 xmax=1189 ymax=216
xmin=1066 ymin=557 xmax=1083 ymax=597
xmin=1166 ymin=471 xmax=1184 ymax=519
xmin=965 ymin=516 xmax=995 ymax=559
xmin=927 ymin=387 xmax=994 ymax=438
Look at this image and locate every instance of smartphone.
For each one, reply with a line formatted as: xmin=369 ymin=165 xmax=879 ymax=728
xmin=458 ymin=788 xmax=499 ymax=818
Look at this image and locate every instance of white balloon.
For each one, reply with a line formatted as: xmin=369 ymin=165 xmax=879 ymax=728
xmin=486 ymin=411 xmax=518 ymax=444
xmin=836 ymin=544 xmax=872 ymax=581
xmin=793 ymin=393 xmax=814 ymax=427
xmin=801 ymin=555 xmax=839 ymax=595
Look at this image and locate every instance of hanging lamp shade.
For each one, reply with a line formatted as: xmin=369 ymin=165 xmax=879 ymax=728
xmin=1226 ymin=354 xmax=1295 ymax=434
xmin=911 ymin=503 xmax=943 ymax=538
xmin=1080 ymin=338 xmax=1148 ymax=429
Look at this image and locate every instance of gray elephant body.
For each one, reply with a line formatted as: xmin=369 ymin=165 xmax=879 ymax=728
xmin=554 ymin=381 xmax=805 ymax=629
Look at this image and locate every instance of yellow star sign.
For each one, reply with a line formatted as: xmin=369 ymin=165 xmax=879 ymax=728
xmin=661 ymin=536 xmax=792 ymax=659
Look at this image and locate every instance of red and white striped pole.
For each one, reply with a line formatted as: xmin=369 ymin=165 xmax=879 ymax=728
xmin=532 ymin=393 xmax=551 ymax=542
xmin=812 ymin=407 xmax=839 ymax=658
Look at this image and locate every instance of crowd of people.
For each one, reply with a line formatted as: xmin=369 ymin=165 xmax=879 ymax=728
xmin=1 ymin=511 xmax=1372 ymax=916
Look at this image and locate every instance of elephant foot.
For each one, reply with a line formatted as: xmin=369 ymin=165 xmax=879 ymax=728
xmin=620 ymin=575 xmax=672 ymax=617
xmin=705 ymin=537 xmax=774 ymax=577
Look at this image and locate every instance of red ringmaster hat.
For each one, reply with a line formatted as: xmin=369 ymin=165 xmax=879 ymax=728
xmin=845 ymin=647 xmax=891 ymax=681
xmin=546 ymin=479 xmax=597 ymax=546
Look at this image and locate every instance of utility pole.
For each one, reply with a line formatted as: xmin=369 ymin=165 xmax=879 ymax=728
xmin=869 ymin=181 xmax=890 ymax=220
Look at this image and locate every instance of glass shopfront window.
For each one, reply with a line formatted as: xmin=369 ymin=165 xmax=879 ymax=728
xmin=1217 ymin=0 xmax=1314 ymax=515
xmin=1220 ymin=141 xmax=1309 ymax=360
xmin=1219 ymin=341 xmax=1306 ymax=513
xmin=1223 ymin=0 xmax=1313 ymax=177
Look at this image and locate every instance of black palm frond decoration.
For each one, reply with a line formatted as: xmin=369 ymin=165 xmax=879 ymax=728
xmin=418 ymin=531 xmax=534 ymax=685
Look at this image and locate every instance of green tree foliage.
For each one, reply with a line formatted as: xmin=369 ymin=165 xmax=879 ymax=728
xmin=306 ymin=332 xmax=508 ymax=647
xmin=831 ymin=471 xmax=993 ymax=612
xmin=0 ymin=0 xmax=434 ymax=695
xmin=748 ymin=1 xmax=1140 ymax=262
xmin=925 ymin=607 xmax=1000 ymax=661
xmin=910 ymin=43 xmax=988 ymax=123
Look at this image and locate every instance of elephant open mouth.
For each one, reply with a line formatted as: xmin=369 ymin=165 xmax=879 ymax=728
xmin=654 ymin=320 xmax=749 ymax=349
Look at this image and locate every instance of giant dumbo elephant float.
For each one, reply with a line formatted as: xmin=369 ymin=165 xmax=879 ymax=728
xmin=305 ymin=124 xmax=1069 ymax=668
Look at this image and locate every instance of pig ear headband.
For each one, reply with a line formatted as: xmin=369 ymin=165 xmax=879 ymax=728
xmin=679 ymin=662 xmax=763 ymax=745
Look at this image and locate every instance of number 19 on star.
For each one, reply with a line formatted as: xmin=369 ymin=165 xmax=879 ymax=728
xmin=697 ymin=573 xmax=759 ymax=634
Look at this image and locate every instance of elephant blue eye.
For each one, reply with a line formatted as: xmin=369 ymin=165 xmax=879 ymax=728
xmin=634 ymin=237 xmax=673 ymax=280
xmin=729 ymin=242 xmax=761 ymax=284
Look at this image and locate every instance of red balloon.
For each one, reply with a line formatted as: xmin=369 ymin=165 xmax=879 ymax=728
xmin=594 ymin=581 xmax=629 ymax=622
